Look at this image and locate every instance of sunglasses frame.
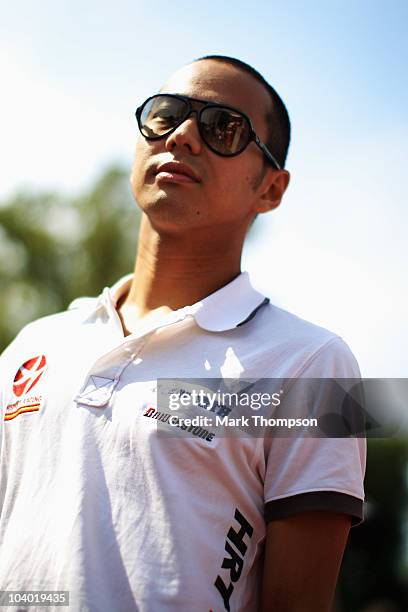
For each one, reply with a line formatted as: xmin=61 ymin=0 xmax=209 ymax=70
xmin=135 ymin=93 xmax=282 ymax=170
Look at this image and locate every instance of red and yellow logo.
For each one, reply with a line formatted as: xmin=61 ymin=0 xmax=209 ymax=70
xmin=13 ymin=355 xmax=47 ymax=397
xmin=5 ymin=355 xmax=47 ymax=421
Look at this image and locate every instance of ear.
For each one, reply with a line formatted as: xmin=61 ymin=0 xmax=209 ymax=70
xmin=255 ymin=169 xmax=290 ymax=214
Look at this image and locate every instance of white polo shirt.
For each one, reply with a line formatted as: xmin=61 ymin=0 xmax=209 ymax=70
xmin=0 ymin=272 xmax=366 ymax=612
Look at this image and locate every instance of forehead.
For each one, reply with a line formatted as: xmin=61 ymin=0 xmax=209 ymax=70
xmin=160 ymin=60 xmax=271 ymax=129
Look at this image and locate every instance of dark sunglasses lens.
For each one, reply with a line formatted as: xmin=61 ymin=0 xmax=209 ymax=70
xmin=200 ymin=107 xmax=250 ymax=155
xmin=139 ymin=96 xmax=187 ymax=138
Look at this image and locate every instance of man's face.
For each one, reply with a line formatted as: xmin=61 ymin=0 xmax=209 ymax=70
xmin=131 ymin=59 xmax=278 ymax=232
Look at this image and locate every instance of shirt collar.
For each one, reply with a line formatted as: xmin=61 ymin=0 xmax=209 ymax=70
xmin=107 ymin=272 xmax=269 ymax=333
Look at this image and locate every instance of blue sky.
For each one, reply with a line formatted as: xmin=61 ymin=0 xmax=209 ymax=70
xmin=1 ymin=0 xmax=407 ymax=376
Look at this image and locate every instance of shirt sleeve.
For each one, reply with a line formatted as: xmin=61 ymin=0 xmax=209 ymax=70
xmin=264 ymin=336 xmax=366 ymax=526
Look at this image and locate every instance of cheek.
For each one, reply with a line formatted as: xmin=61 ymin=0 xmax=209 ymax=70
xmin=133 ymin=137 xmax=149 ymax=169
xmin=130 ymin=140 xmax=151 ymax=193
xmin=216 ymin=164 xmax=258 ymax=199
xmin=239 ymin=157 xmax=265 ymax=196
xmin=217 ymin=166 xmax=260 ymax=218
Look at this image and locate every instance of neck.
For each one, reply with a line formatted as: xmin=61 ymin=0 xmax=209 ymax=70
xmin=119 ymin=214 xmax=245 ymax=319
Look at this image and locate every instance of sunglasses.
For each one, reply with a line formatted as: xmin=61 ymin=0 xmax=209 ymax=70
xmin=135 ymin=93 xmax=282 ymax=170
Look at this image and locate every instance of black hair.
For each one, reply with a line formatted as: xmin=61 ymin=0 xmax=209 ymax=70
xmin=193 ymin=55 xmax=291 ymax=169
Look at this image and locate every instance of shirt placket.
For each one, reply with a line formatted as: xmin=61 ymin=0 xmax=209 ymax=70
xmin=74 ymin=308 xmax=191 ymax=409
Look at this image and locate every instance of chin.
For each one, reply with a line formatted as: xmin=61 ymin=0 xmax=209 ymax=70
xmin=141 ymin=200 xmax=209 ymax=232
xmin=138 ymin=187 xmax=203 ymax=216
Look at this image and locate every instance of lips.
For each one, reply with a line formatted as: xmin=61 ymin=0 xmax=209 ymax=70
xmin=155 ymin=161 xmax=201 ymax=183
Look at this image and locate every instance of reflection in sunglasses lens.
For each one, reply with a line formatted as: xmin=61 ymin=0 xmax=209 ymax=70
xmin=142 ymin=98 xmax=187 ymax=136
xmin=201 ymin=108 xmax=249 ymax=154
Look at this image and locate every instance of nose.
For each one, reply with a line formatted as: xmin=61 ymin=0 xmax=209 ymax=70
xmin=164 ymin=110 xmax=202 ymax=155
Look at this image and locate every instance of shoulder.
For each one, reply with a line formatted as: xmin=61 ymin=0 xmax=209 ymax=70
xmin=246 ymin=301 xmax=360 ymax=378
xmin=0 ymin=295 xmax=100 ymax=370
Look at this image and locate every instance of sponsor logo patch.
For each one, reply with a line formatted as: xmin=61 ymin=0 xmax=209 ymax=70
xmin=5 ymin=355 xmax=47 ymax=421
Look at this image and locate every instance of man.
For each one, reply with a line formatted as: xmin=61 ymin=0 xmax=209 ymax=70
xmin=0 ymin=56 xmax=365 ymax=611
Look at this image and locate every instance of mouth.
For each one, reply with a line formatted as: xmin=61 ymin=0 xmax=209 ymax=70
xmin=155 ymin=161 xmax=201 ymax=184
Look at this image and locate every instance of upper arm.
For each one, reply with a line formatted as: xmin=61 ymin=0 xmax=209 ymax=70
xmin=261 ymin=511 xmax=351 ymax=612
xmin=260 ymin=337 xmax=365 ymax=610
